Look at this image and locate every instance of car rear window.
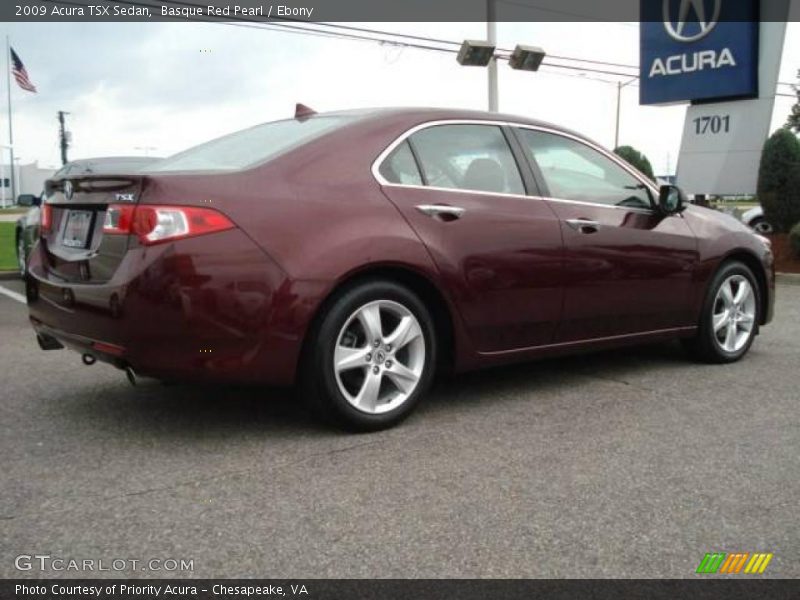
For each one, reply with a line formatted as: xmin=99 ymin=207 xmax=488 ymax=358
xmin=150 ymin=116 xmax=354 ymax=172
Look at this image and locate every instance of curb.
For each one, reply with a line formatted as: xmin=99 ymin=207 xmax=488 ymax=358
xmin=0 ymin=271 xmax=21 ymax=281
xmin=776 ymin=272 xmax=800 ymax=286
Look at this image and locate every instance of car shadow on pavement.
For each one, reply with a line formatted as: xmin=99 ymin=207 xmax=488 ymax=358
xmin=421 ymin=341 xmax=691 ymax=414
xmin=56 ymin=341 xmax=691 ymax=439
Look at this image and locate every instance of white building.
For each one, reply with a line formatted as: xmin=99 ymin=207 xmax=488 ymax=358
xmin=0 ymin=161 xmax=58 ymax=206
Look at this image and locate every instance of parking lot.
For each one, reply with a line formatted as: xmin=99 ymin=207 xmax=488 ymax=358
xmin=0 ymin=277 xmax=798 ymax=579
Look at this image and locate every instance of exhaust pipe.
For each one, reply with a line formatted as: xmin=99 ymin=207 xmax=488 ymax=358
xmin=36 ymin=333 xmax=64 ymax=351
xmin=125 ymin=366 xmax=137 ymax=386
xmin=82 ymin=354 xmax=96 ymax=366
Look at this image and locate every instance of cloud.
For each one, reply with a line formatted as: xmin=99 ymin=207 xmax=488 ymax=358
xmin=1 ymin=20 xmax=797 ymax=176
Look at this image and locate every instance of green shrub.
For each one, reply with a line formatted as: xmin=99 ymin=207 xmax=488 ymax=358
xmin=790 ymin=222 xmax=800 ymax=258
xmin=613 ymin=145 xmax=655 ymax=181
xmin=757 ymin=129 xmax=800 ymax=232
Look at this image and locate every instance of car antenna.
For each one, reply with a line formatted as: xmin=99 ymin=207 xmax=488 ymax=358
xmin=295 ymin=103 xmax=317 ymax=121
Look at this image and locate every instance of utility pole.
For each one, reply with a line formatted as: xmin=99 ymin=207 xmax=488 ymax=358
xmin=614 ymin=81 xmax=622 ymax=149
xmin=58 ymin=111 xmax=70 ymax=166
xmin=614 ymin=76 xmax=638 ymax=149
xmin=487 ymin=0 xmax=498 ymax=112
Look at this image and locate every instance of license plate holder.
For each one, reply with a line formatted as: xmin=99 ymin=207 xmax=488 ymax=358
xmin=62 ymin=209 xmax=94 ymax=249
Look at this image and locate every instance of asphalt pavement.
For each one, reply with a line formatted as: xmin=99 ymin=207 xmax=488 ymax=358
xmin=1 ymin=278 xmax=798 ymax=579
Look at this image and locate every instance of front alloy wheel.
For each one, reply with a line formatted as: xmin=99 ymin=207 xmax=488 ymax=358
xmin=711 ymin=274 xmax=757 ymax=353
xmin=683 ymin=261 xmax=760 ymax=363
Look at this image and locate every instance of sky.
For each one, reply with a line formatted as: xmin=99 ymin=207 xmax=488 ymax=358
xmin=0 ymin=20 xmax=798 ymax=175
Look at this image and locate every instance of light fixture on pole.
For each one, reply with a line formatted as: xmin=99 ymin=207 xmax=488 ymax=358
xmin=457 ymin=15 xmax=546 ymax=112
xmin=508 ymin=45 xmax=546 ymax=72
xmin=135 ymin=145 xmax=157 ymax=157
xmin=456 ymin=40 xmax=496 ymax=67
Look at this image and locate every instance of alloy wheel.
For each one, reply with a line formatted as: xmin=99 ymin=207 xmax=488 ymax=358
xmin=712 ymin=274 xmax=756 ymax=353
xmin=752 ymin=219 xmax=773 ymax=234
xmin=333 ymin=299 xmax=426 ymax=415
xmin=17 ymin=237 xmax=26 ymax=276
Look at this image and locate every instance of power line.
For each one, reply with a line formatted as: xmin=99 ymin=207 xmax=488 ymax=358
xmin=495 ymin=0 xmax=631 ymax=23
xmin=42 ymin=0 xmax=643 ymax=76
xmin=36 ymin=0 xmax=800 ymax=89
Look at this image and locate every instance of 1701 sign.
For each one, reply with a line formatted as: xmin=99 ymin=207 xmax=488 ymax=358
xmin=692 ymin=115 xmax=731 ymax=136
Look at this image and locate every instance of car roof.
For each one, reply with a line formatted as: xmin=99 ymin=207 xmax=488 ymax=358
xmin=319 ymin=106 xmax=592 ymax=144
xmin=324 ymin=106 xmax=551 ymax=125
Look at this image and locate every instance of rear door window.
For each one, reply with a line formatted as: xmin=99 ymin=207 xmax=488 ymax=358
xmin=379 ymin=141 xmax=423 ymax=186
xmin=408 ymin=125 xmax=525 ymax=195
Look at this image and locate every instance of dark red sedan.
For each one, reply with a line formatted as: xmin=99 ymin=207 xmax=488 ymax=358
xmin=26 ymin=107 xmax=774 ymax=430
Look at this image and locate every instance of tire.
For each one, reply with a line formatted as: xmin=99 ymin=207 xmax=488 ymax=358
xmin=682 ymin=261 xmax=760 ymax=363
xmin=16 ymin=230 xmax=26 ymax=277
xmin=301 ymin=280 xmax=437 ymax=432
xmin=749 ymin=217 xmax=773 ymax=235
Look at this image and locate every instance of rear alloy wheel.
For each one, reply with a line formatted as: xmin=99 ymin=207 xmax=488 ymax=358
xmin=683 ymin=261 xmax=760 ymax=363
xmin=303 ymin=281 xmax=436 ymax=431
xmin=16 ymin=232 xmax=26 ymax=277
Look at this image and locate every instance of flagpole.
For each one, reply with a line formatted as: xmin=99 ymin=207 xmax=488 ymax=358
xmin=5 ymin=35 xmax=16 ymax=207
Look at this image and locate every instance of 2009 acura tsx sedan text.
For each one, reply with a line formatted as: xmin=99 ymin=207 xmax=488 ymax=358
xmin=25 ymin=106 xmax=774 ymax=431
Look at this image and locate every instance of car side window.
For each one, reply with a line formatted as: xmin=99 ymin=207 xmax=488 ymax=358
xmin=379 ymin=141 xmax=423 ymax=186
xmin=409 ymin=125 xmax=525 ymax=195
xmin=516 ymin=129 xmax=653 ymax=210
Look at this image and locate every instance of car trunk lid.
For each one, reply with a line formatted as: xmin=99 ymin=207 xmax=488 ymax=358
xmin=40 ymin=174 xmax=144 ymax=283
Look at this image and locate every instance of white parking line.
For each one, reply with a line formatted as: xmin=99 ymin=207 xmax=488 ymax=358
xmin=0 ymin=284 xmax=26 ymax=305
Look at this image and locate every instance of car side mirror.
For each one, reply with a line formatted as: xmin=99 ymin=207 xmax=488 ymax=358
xmin=17 ymin=194 xmax=40 ymax=207
xmin=658 ymin=185 xmax=686 ymax=216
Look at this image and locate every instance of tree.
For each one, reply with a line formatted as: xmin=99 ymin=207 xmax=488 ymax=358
xmin=786 ymin=69 xmax=800 ymax=134
xmin=613 ymin=145 xmax=656 ymax=181
xmin=757 ymin=128 xmax=800 ymax=232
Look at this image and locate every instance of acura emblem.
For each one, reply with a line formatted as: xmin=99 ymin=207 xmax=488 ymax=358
xmin=63 ymin=180 xmax=74 ymax=200
xmin=663 ymin=0 xmax=721 ymax=42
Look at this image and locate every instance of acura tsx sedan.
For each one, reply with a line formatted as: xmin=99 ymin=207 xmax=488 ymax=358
xmin=25 ymin=107 xmax=774 ymax=430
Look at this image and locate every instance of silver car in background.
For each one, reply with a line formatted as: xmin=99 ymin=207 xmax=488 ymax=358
xmin=741 ymin=205 xmax=773 ymax=234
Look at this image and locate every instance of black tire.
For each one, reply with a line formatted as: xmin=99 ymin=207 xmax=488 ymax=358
xmin=300 ymin=280 xmax=437 ymax=432
xmin=16 ymin=229 xmax=26 ymax=277
xmin=682 ymin=261 xmax=760 ymax=363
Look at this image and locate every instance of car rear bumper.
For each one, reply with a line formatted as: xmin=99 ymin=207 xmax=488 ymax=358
xmin=25 ymin=231 xmax=325 ymax=386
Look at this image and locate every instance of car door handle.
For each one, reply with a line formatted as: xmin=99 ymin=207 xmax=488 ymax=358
xmin=565 ymin=218 xmax=600 ymax=234
xmin=416 ymin=204 xmax=466 ymax=221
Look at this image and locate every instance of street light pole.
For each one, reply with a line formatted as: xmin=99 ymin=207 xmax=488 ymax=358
xmin=487 ymin=0 xmax=498 ymax=112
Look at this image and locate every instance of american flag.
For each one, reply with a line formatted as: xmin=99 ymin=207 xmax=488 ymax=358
xmin=10 ymin=48 xmax=37 ymax=93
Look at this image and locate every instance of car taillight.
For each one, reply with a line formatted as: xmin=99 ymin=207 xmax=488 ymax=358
xmin=103 ymin=205 xmax=135 ymax=235
xmin=40 ymin=203 xmax=53 ymax=233
xmin=103 ymin=204 xmax=234 ymax=245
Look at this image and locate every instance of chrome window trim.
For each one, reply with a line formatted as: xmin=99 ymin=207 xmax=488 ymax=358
xmin=370 ymin=118 xmax=659 ymax=213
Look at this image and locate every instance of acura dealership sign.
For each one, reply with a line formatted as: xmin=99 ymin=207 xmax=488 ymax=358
xmin=639 ymin=0 xmax=789 ymax=194
xmin=640 ymin=0 xmax=759 ymax=105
